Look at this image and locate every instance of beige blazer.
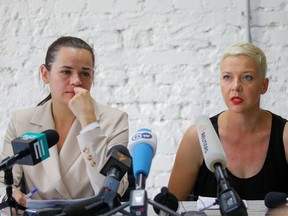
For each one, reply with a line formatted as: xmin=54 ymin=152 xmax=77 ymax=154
xmin=0 ymin=100 xmax=129 ymax=200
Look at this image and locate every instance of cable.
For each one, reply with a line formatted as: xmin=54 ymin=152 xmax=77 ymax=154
xmin=181 ymin=195 xmax=218 ymax=214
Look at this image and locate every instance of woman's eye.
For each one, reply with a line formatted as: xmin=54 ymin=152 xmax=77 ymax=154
xmin=62 ymin=70 xmax=71 ymax=75
xmin=223 ymin=75 xmax=230 ymax=80
xmin=243 ymin=75 xmax=253 ymax=81
xmin=81 ymin=71 xmax=91 ymax=77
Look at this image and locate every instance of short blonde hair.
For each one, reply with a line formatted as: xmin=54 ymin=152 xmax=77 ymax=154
xmin=220 ymin=42 xmax=267 ymax=78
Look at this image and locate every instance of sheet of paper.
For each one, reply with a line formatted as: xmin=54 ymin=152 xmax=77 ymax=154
xmin=196 ymin=196 xmax=248 ymax=211
xmin=26 ymin=195 xmax=98 ymax=209
xmin=197 ymin=196 xmax=219 ymax=210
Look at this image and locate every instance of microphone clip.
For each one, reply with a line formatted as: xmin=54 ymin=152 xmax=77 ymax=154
xmin=97 ymin=175 xmax=120 ymax=209
xmin=217 ymin=188 xmax=247 ymax=216
xmin=130 ymin=189 xmax=148 ymax=216
xmin=213 ymin=164 xmax=247 ymax=216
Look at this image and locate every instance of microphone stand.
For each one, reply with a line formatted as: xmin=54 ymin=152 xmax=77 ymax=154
xmin=53 ymin=176 xmax=131 ymax=216
xmin=101 ymin=173 xmax=182 ymax=216
xmin=97 ymin=175 xmax=131 ymax=215
xmin=0 ymin=155 xmax=27 ymax=216
xmin=100 ymin=195 xmax=182 ymax=216
xmin=214 ymin=163 xmax=247 ymax=216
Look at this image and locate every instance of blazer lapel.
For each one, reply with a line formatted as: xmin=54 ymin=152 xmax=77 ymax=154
xmin=42 ymin=146 xmax=73 ymax=199
xmin=59 ymin=120 xmax=82 ymax=179
xmin=31 ymin=101 xmax=72 ymax=199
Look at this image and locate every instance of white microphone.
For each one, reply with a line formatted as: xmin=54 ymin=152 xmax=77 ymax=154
xmin=195 ymin=115 xmax=248 ymax=216
xmin=195 ymin=115 xmax=227 ymax=172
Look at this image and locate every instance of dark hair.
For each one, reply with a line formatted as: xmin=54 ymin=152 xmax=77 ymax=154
xmin=37 ymin=36 xmax=95 ymax=106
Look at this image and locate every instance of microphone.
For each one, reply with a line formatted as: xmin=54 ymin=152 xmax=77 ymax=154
xmin=100 ymin=145 xmax=132 ymax=182
xmin=98 ymin=145 xmax=132 ymax=207
xmin=0 ymin=130 xmax=59 ymax=171
xmin=0 ymin=130 xmax=59 ymax=215
xmin=128 ymin=128 xmax=157 ymax=216
xmin=195 ymin=115 xmax=226 ymax=172
xmin=153 ymin=187 xmax=179 ymax=216
xmin=195 ymin=115 xmax=247 ymax=216
xmin=59 ymin=145 xmax=131 ymax=216
xmin=11 ymin=129 xmax=59 ymax=166
xmin=128 ymin=128 xmax=157 ymax=189
xmin=265 ymin=192 xmax=288 ymax=208
xmin=195 ymin=115 xmax=230 ymax=192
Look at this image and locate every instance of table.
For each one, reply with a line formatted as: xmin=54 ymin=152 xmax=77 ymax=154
xmin=0 ymin=200 xmax=287 ymax=215
xmin=176 ymin=200 xmax=288 ymax=216
xmin=99 ymin=200 xmax=288 ymax=216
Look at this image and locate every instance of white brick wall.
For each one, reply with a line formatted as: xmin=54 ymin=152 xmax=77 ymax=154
xmin=1 ymin=0 xmax=288 ymax=198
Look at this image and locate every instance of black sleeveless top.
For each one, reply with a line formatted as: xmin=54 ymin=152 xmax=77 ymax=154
xmin=193 ymin=112 xmax=288 ymax=200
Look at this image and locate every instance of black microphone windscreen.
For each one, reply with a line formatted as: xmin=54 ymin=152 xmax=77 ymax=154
xmin=100 ymin=145 xmax=132 ymax=179
xmin=153 ymin=187 xmax=179 ymax=214
xmin=264 ymin=192 xmax=287 ymax=208
xmin=42 ymin=129 xmax=59 ymax=148
xmin=161 ymin=186 xmax=169 ymax=194
xmin=107 ymin=145 xmax=131 ymax=158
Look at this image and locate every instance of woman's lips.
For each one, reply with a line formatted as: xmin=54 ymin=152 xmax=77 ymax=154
xmin=230 ymin=96 xmax=244 ymax=105
xmin=66 ymin=91 xmax=75 ymax=97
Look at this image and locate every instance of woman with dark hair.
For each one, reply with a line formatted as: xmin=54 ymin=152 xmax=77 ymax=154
xmin=0 ymin=36 xmax=129 ymax=205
